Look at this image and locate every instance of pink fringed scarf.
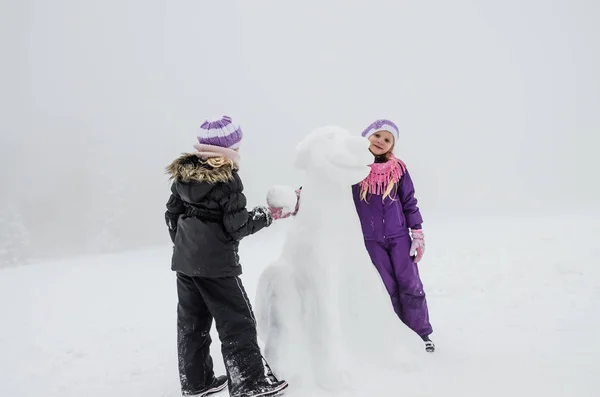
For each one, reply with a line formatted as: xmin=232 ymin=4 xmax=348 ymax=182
xmin=359 ymin=154 xmax=407 ymax=195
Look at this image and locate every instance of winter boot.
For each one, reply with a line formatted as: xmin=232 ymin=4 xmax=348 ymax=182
xmin=189 ymin=375 xmax=228 ymax=397
xmin=241 ymin=379 xmax=289 ymax=397
xmin=421 ymin=335 xmax=435 ymax=353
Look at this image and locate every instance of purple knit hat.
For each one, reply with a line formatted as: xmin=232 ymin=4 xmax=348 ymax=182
xmin=361 ymin=119 xmax=399 ymax=143
xmin=197 ymin=115 xmax=243 ymax=149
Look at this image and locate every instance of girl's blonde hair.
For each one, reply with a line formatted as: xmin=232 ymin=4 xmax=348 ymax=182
xmin=359 ymin=148 xmax=397 ymax=202
xmin=359 ymin=175 xmax=397 ymax=202
xmin=203 ymin=156 xmax=235 ymax=170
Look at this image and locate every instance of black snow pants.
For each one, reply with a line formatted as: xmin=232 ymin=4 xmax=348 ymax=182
xmin=176 ymin=272 xmax=273 ymax=397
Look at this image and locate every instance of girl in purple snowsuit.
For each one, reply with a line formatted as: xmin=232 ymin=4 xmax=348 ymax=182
xmin=354 ymin=119 xmax=434 ymax=352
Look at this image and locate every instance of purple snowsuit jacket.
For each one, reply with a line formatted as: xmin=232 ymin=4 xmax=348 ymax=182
xmin=351 ymin=165 xmax=423 ymax=241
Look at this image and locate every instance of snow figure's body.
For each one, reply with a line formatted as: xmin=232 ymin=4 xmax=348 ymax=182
xmin=254 ymin=126 xmax=421 ymax=391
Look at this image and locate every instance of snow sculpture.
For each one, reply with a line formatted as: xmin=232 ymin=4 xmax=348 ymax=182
xmin=254 ymin=126 xmax=421 ymax=391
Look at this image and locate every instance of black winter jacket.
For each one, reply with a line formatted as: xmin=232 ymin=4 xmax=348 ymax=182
xmin=165 ymin=154 xmax=272 ymax=278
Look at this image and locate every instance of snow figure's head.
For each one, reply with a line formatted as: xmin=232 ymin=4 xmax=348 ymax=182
xmin=294 ymin=125 xmax=372 ymax=186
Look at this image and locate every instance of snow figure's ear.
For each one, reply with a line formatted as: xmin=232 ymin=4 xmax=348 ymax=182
xmin=294 ymin=138 xmax=311 ymax=170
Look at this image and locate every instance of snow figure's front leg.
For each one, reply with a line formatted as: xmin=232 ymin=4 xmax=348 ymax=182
xmin=255 ymin=262 xmax=307 ymax=383
xmin=304 ymin=263 xmax=355 ymax=391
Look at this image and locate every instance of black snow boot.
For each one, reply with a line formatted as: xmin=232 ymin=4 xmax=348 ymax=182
xmin=421 ymin=335 xmax=435 ymax=353
xmin=241 ymin=379 xmax=289 ymax=397
xmin=187 ymin=375 xmax=228 ymax=397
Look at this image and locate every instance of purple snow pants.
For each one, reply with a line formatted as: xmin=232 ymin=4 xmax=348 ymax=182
xmin=364 ymin=234 xmax=433 ymax=337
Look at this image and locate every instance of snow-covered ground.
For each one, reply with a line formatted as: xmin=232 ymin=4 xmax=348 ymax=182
xmin=2 ymin=210 xmax=599 ymax=397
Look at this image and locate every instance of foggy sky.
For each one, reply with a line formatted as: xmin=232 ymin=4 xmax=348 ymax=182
xmin=1 ymin=0 xmax=599 ymax=262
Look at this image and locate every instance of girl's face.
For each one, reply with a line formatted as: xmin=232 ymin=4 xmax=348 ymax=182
xmin=368 ymin=130 xmax=394 ymax=156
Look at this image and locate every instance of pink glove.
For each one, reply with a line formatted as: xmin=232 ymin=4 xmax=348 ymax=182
xmin=291 ymin=187 xmax=302 ymax=215
xmin=269 ymin=206 xmax=292 ymax=220
xmin=409 ymin=229 xmax=425 ymax=263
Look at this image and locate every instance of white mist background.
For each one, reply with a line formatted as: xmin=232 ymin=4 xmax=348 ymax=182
xmin=1 ymin=0 xmax=599 ymax=263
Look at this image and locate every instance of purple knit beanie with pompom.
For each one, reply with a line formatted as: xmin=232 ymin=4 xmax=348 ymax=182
xmin=197 ymin=115 xmax=243 ymax=149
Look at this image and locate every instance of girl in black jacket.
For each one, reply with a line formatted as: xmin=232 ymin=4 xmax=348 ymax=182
xmin=165 ymin=116 xmax=288 ymax=397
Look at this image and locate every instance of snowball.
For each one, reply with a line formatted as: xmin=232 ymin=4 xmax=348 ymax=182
xmin=266 ymin=185 xmax=297 ymax=213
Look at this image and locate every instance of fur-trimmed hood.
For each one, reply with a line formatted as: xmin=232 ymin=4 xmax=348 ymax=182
xmin=166 ymin=153 xmax=235 ymax=184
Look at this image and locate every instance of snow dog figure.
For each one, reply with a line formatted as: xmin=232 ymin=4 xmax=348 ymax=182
xmin=254 ymin=126 xmax=421 ymax=391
